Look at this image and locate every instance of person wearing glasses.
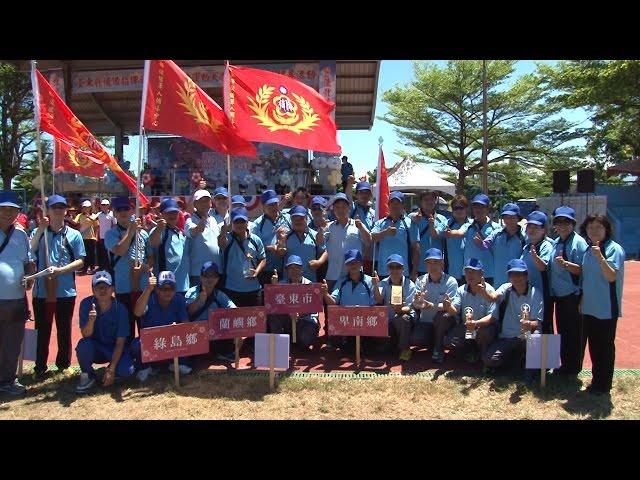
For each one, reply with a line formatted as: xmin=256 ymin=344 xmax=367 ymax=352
xmin=443 ymin=195 xmax=472 ymax=285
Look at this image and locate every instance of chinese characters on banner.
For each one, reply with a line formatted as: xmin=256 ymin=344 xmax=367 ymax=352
xmin=140 ymin=321 xmax=209 ymax=363
xmin=263 ymin=283 xmax=323 ymax=315
xmin=209 ymin=307 xmax=267 ymax=340
xmin=327 ymin=306 xmax=389 ymax=337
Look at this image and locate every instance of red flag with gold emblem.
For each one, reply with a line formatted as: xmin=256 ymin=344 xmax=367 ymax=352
xmin=31 ymin=67 xmax=149 ymax=205
xmin=224 ymin=64 xmax=341 ymax=154
xmin=142 ymin=60 xmax=257 ymax=158
xmin=54 ymin=139 xmax=105 ymax=178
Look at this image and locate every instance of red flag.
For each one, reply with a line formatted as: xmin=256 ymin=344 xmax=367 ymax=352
xmin=142 ymin=60 xmax=257 ymax=158
xmin=224 ymin=64 xmax=341 ymax=154
xmin=31 ymin=68 xmax=149 ymax=205
xmin=54 ymin=139 xmax=105 ymax=178
xmin=375 ymin=145 xmax=390 ymax=220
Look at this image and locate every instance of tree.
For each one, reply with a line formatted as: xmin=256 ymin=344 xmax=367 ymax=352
xmin=381 ymin=61 xmax=584 ymax=193
xmin=0 ymin=63 xmax=36 ymax=189
xmin=13 ymin=139 xmax=53 ymax=198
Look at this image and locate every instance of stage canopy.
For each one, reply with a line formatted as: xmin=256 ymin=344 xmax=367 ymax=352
xmin=387 ymin=157 xmax=456 ymax=196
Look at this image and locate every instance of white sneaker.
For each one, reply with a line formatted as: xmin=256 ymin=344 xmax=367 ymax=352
xmin=136 ymin=367 xmax=153 ymax=382
xmin=168 ymin=364 xmax=192 ymax=375
xmin=75 ymin=373 xmax=96 ymax=394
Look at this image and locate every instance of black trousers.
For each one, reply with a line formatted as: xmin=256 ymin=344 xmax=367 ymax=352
xmin=33 ymin=297 xmax=76 ymax=374
xmin=541 ymin=294 xmax=555 ymax=334
xmin=96 ymin=239 xmax=109 ymax=270
xmin=554 ymin=294 xmax=583 ymax=374
xmin=82 ymin=239 xmax=96 ymax=271
xmin=116 ymin=292 xmax=141 ymax=340
xmin=582 ymin=315 xmax=617 ymax=392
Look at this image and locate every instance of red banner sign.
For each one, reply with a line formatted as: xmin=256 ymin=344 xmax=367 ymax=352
xmin=263 ymin=283 xmax=323 ymax=314
xmin=209 ymin=307 xmax=267 ymax=340
xmin=140 ymin=321 xmax=209 ymax=363
xmin=327 ymin=306 xmax=389 ymax=337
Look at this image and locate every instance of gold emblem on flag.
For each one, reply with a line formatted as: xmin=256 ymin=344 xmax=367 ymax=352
xmin=248 ymin=85 xmax=319 ymax=133
xmin=177 ymin=78 xmax=222 ymax=134
xmin=68 ymin=147 xmax=92 ymax=168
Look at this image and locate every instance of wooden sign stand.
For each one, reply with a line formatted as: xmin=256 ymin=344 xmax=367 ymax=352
xmin=235 ymin=337 xmax=241 ymax=369
xmin=355 ymin=335 xmax=361 ymax=367
xmin=173 ymin=357 xmax=180 ymax=388
xmin=292 ymin=317 xmax=297 ymax=344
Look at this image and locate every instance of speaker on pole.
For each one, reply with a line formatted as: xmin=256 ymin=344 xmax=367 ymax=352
xmin=577 ymin=169 xmax=595 ymax=193
xmin=552 ymin=170 xmax=570 ymax=194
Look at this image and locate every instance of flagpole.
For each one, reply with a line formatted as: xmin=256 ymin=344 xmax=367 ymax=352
xmin=372 ymin=136 xmax=383 ymax=274
xmin=135 ymin=60 xmax=151 ymax=267
xmin=51 ymin=141 xmax=56 ymax=195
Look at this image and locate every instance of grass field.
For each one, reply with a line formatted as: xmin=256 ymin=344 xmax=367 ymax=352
xmin=1 ymin=368 xmax=638 ymax=420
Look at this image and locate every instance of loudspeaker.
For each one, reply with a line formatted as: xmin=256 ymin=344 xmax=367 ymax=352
xmin=552 ymin=170 xmax=570 ymax=194
xmin=577 ymin=169 xmax=595 ymax=193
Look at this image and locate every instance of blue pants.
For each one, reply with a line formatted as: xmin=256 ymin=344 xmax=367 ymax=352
xmin=130 ymin=337 xmax=191 ymax=370
xmin=75 ymin=337 xmax=135 ymax=379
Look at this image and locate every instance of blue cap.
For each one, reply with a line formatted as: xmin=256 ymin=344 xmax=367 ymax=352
xmin=389 ymin=191 xmax=404 ymax=203
xmin=0 ymin=191 xmax=20 ymax=208
xmin=285 ymin=255 xmax=304 ymax=267
xmin=311 ymin=196 xmax=328 ymax=208
xmin=344 ymin=249 xmax=363 ymax=264
xmin=386 ymin=254 xmax=405 ymax=266
xmin=112 ymin=196 xmax=131 ymax=211
xmin=507 ymin=258 xmax=528 ymax=273
xmin=424 ymin=248 xmax=444 ymax=261
xmin=526 ymin=210 xmax=548 ymax=226
xmin=356 ymin=181 xmax=372 ymax=192
xmin=464 ymin=258 xmax=484 ymax=271
xmin=201 ymin=261 xmax=220 ymax=275
xmin=289 ymin=205 xmax=308 ymax=217
xmin=160 ymin=198 xmax=180 ymax=213
xmin=46 ymin=194 xmax=68 ymax=207
xmin=231 ymin=207 xmax=249 ymax=222
xmin=261 ymin=189 xmax=279 ymax=206
xmin=231 ymin=195 xmax=246 ymax=206
xmin=331 ymin=192 xmax=350 ymax=205
xmin=471 ymin=194 xmax=490 ymax=206
xmin=213 ymin=187 xmax=229 ymax=198
xmin=501 ymin=203 xmax=520 ymax=217
xmin=553 ymin=205 xmax=576 ymax=222
xmin=158 ymin=270 xmax=177 ymax=286
xmin=92 ymin=270 xmax=113 ymax=286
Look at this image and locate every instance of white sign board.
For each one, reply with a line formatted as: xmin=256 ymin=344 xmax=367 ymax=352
xmin=254 ymin=333 xmax=290 ymax=370
xmin=526 ymin=334 xmax=561 ymax=369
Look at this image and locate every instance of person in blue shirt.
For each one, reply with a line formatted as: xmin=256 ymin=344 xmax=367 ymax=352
xmin=371 ymin=191 xmax=420 ymax=280
xmin=373 ymin=254 xmax=417 ymax=361
xmin=443 ymin=195 xmax=471 ymax=284
xmin=75 ymin=271 xmax=135 ymax=393
xmin=105 ymin=196 xmax=151 ymax=339
xmin=30 ymin=194 xmax=86 ymax=377
xmin=185 ymin=261 xmax=237 ymax=362
xmin=412 ymin=248 xmax=459 ymax=363
xmin=345 ymin=181 xmax=376 ymax=273
xmin=340 ymin=155 xmax=354 ymax=192
xmin=478 ymin=203 xmax=527 ymax=288
xmin=268 ymin=255 xmax=321 ymax=350
xmin=185 ymin=189 xmax=221 ymax=288
xmin=482 ymin=259 xmax=544 ymax=372
xmin=211 ymin=186 xmax=230 ymax=225
xmin=520 ymin=211 xmax=553 ymax=333
xmin=579 ymin=214 xmax=625 ymax=395
xmin=409 ymin=191 xmax=448 ymax=277
xmin=250 ymin=189 xmax=291 ymax=285
xmin=284 ymin=206 xmax=327 ymax=282
xmin=132 ymin=270 xmax=191 ymax=381
xmin=0 ymin=191 xmax=35 ymax=396
xmin=148 ymin=198 xmax=190 ymax=294
xmin=308 ymin=196 xmax=330 ymax=284
xmin=549 ymin=206 xmax=589 ymax=376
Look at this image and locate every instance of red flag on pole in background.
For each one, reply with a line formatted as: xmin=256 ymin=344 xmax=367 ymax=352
xmin=224 ymin=64 xmax=341 ymax=154
xmin=54 ymin=139 xmax=105 ymax=178
xmin=142 ymin=60 xmax=257 ymax=158
xmin=375 ymin=143 xmax=390 ymax=220
xmin=31 ymin=69 xmax=149 ymax=205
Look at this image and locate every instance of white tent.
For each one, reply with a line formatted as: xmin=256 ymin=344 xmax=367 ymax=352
xmin=387 ymin=157 xmax=456 ymax=196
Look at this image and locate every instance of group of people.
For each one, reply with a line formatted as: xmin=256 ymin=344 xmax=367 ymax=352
xmin=0 ymin=177 xmax=625 ymax=397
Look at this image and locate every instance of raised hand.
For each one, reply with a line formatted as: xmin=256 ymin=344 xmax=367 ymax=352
xmin=443 ymin=293 xmax=452 ymax=311
xmin=411 ymin=210 xmax=423 ymax=224
xmin=89 ymin=302 xmax=97 ymax=322
xmin=271 ymin=269 xmax=279 ymax=284
xmin=321 ymin=279 xmax=329 ymax=296
xmin=387 ymin=221 xmax=397 ymax=236
xmin=37 ymin=215 xmax=50 ymax=232
xmin=354 ymin=214 xmax=363 ymax=230
xmin=473 ymin=232 xmax=483 ymax=247
xmin=372 ymin=270 xmax=380 ymax=287
xmin=148 ymin=268 xmax=157 ymax=290
xmin=156 ymin=218 xmax=167 ymax=230
xmin=428 ymin=214 xmax=435 ymax=225
xmin=591 ymin=240 xmax=604 ymax=259
xmin=530 ymin=244 xmax=539 ymax=258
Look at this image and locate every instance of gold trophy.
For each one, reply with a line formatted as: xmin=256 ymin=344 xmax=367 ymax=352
xmin=391 ymin=285 xmax=403 ymax=306
xmin=519 ymin=303 xmax=531 ymax=340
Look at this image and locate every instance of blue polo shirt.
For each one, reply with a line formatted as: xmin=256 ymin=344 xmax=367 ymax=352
xmin=105 ymin=225 xmax=150 ymax=294
xmin=492 ymin=283 xmax=544 ymax=339
xmin=250 ymin=213 xmax=291 ymax=274
xmin=445 ymin=218 xmax=470 ymax=280
xmin=483 ymin=226 xmax=527 ymax=287
xmin=452 ymin=283 xmax=497 ymax=323
xmin=521 ymin=238 xmax=553 ymax=296
xmin=150 ymin=226 xmax=190 ymax=293
xmin=462 ymin=219 xmax=500 ymax=279
xmin=140 ymin=291 xmax=189 ymax=328
xmin=378 ymin=276 xmax=416 ymax=319
xmin=184 ymin=286 xmax=236 ymax=321
xmin=371 ymin=216 xmax=419 ymax=276
xmin=0 ymin=226 xmax=33 ymax=300
xmin=350 ymin=202 xmax=376 ymax=232
xmin=324 ymin=219 xmax=365 ymax=281
xmin=581 ymin=239 xmax=625 ymax=320
xmin=79 ymin=297 xmax=130 ymax=345
xmin=278 ymin=277 xmax=319 ymax=324
xmin=411 ymin=211 xmax=447 ymax=273
xmin=331 ymin=272 xmax=375 ymax=306
xmin=284 ymin=229 xmax=325 ymax=282
xmin=185 ymin=211 xmax=221 ymax=277
xmin=32 ymin=226 xmax=86 ymax=298
xmin=549 ymin=231 xmax=589 ymax=297
xmin=414 ymin=273 xmax=459 ymax=323
xmin=221 ymin=232 xmax=265 ymax=293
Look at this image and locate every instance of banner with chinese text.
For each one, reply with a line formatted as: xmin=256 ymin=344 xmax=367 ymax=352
xmin=263 ymin=283 xmax=323 ymax=314
xmin=327 ymin=306 xmax=388 ymax=337
xmin=140 ymin=321 xmax=209 ymax=362
xmin=209 ymin=307 xmax=267 ymax=340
